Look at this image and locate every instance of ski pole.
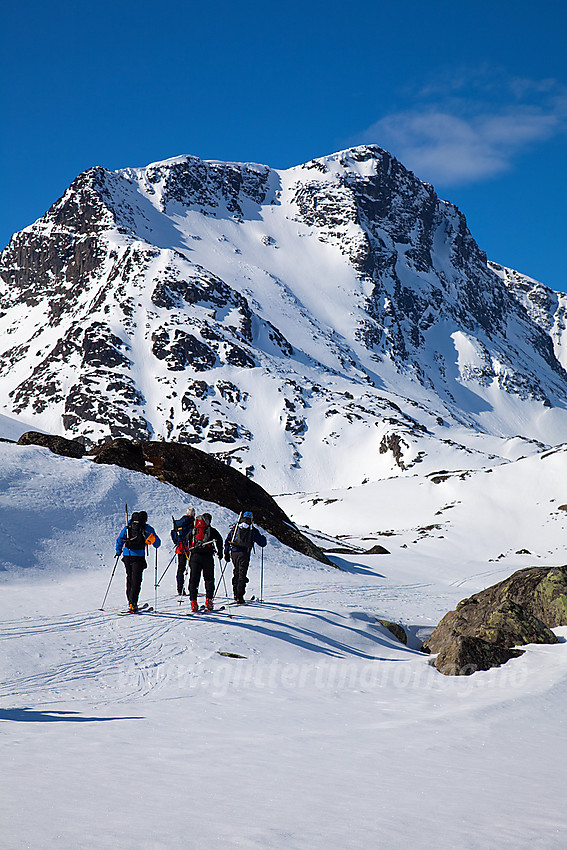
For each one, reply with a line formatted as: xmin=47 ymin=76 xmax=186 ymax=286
xmin=216 ymin=556 xmax=233 ymax=618
xmin=157 ymin=538 xmax=215 ymax=588
xmin=214 ymin=555 xmax=231 ymax=600
xmin=220 ymin=555 xmax=229 ymax=597
xmin=99 ymin=554 xmax=120 ymax=610
xmin=260 ymin=546 xmax=264 ymax=602
xmin=154 ymin=547 xmax=158 ymax=613
xmin=157 ymin=550 xmax=177 ymax=586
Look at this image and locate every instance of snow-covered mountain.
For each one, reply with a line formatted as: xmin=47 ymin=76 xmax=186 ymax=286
xmin=2 ymin=145 xmax=567 ymax=492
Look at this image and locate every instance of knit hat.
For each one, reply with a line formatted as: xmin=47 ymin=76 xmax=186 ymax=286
xmin=186 ymin=507 xmax=195 ymax=517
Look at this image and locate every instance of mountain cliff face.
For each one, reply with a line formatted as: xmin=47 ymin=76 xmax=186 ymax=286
xmin=1 ymin=145 xmax=566 ymax=491
xmin=490 ymin=261 xmax=567 ymax=370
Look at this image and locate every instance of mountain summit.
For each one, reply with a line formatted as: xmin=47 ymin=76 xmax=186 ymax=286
xmin=1 ymin=145 xmax=566 ymax=490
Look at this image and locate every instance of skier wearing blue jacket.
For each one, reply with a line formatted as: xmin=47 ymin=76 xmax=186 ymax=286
xmin=116 ymin=510 xmax=161 ymax=612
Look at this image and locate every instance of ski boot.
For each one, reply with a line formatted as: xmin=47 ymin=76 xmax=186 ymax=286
xmin=191 ymin=599 xmax=199 ymax=613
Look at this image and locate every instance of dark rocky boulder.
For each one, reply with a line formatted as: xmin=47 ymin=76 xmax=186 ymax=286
xmin=88 ymin=438 xmax=145 ymax=471
xmin=18 ymin=431 xmax=85 ymax=459
xmin=433 ymin=636 xmax=524 ymax=676
xmin=424 ymin=566 xmax=567 ymax=675
xmin=89 ymin=438 xmax=331 ymax=565
xmin=366 ymin=544 xmax=390 ymax=555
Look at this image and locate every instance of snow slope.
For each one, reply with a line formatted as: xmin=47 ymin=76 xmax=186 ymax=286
xmin=0 ymin=411 xmax=43 ymax=442
xmin=2 ymin=440 xmax=567 ymax=848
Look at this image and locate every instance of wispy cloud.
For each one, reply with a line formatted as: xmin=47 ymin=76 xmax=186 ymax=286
xmin=355 ymin=71 xmax=567 ymax=187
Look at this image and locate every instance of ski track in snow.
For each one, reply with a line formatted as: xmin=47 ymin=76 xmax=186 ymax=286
xmin=0 ymin=587 xmax=421 ymax=707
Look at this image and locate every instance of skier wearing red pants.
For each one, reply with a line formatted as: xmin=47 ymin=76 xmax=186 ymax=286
xmin=188 ymin=513 xmax=223 ymax=612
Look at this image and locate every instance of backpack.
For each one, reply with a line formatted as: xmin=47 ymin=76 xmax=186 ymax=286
xmin=232 ymin=523 xmax=253 ymax=549
xmin=192 ymin=515 xmax=211 ymax=548
xmin=125 ymin=513 xmax=146 ymax=549
xmin=171 ymin=516 xmax=193 ymax=546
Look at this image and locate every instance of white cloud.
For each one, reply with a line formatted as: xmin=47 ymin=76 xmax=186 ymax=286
xmin=356 ymin=74 xmax=567 ymax=187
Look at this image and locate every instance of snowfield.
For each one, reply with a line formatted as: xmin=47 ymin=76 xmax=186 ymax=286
xmin=2 ymin=435 xmax=567 ymax=849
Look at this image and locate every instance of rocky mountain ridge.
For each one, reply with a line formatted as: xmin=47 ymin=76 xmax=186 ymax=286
xmin=2 ymin=145 xmax=567 ymax=493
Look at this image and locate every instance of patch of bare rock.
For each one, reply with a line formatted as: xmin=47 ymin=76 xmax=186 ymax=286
xmin=423 ymin=566 xmax=567 ymax=675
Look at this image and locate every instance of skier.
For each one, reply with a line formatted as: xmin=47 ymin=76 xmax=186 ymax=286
xmin=171 ymin=507 xmax=195 ymax=596
xmin=224 ymin=511 xmax=266 ymax=604
xmin=116 ymin=510 xmax=161 ymax=613
xmin=188 ymin=513 xmax=223 ymax=612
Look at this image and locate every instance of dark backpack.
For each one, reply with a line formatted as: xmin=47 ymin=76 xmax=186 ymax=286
xmin=192 ymin=515 xmax=211 ymax=548
xmin=232 ymin=523 xmax=253 ymax=549
xmin=125 ymin=513 xmax=146 ymax=549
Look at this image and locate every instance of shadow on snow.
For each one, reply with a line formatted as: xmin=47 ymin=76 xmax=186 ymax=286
xmin=150 ymin=600 xmax=422 ymax=661
xmin=0 ymin=707 xmax=142 ymax=723
xmin=325 ymin=555 xmax=386 ymax=577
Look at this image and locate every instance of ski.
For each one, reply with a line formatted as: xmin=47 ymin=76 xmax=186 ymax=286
xmin=229 ymin=595 xmax=256 ymax=606
xmin=119 ymin=603 xmax=153 ymax=615
xmin=187 ymin=605 xmax=226 ymax=615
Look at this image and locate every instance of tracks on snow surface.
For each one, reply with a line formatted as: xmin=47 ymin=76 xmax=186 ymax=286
xmin=0 ymin=586 xmax=424 ymax=705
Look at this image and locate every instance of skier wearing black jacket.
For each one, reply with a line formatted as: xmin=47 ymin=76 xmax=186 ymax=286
xmin=188 ymin=513 xmax=223 ymax=612
xmin=224 ymin=511 xmax=266 ymax=604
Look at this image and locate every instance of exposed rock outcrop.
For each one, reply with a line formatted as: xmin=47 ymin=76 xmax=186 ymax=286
xmin=18 ymin=431 xmax=86 ymax=459
xmin=89 ymin=437 xmax=145 ymax=471
xmin=376 ymin=619 xmax=407 ymax=645
xmin=432 ymin=635 xmax=524 ymax=676
xmin=424 ymin=566 xmax=567 ymax=675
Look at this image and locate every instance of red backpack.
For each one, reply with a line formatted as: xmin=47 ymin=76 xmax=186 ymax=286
xmin=192 ymin=515 xmax=211 ymax=547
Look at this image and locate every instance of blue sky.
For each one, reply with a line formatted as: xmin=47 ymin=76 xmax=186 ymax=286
xmin=2 ymin=0 xmax=566 ymax=288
